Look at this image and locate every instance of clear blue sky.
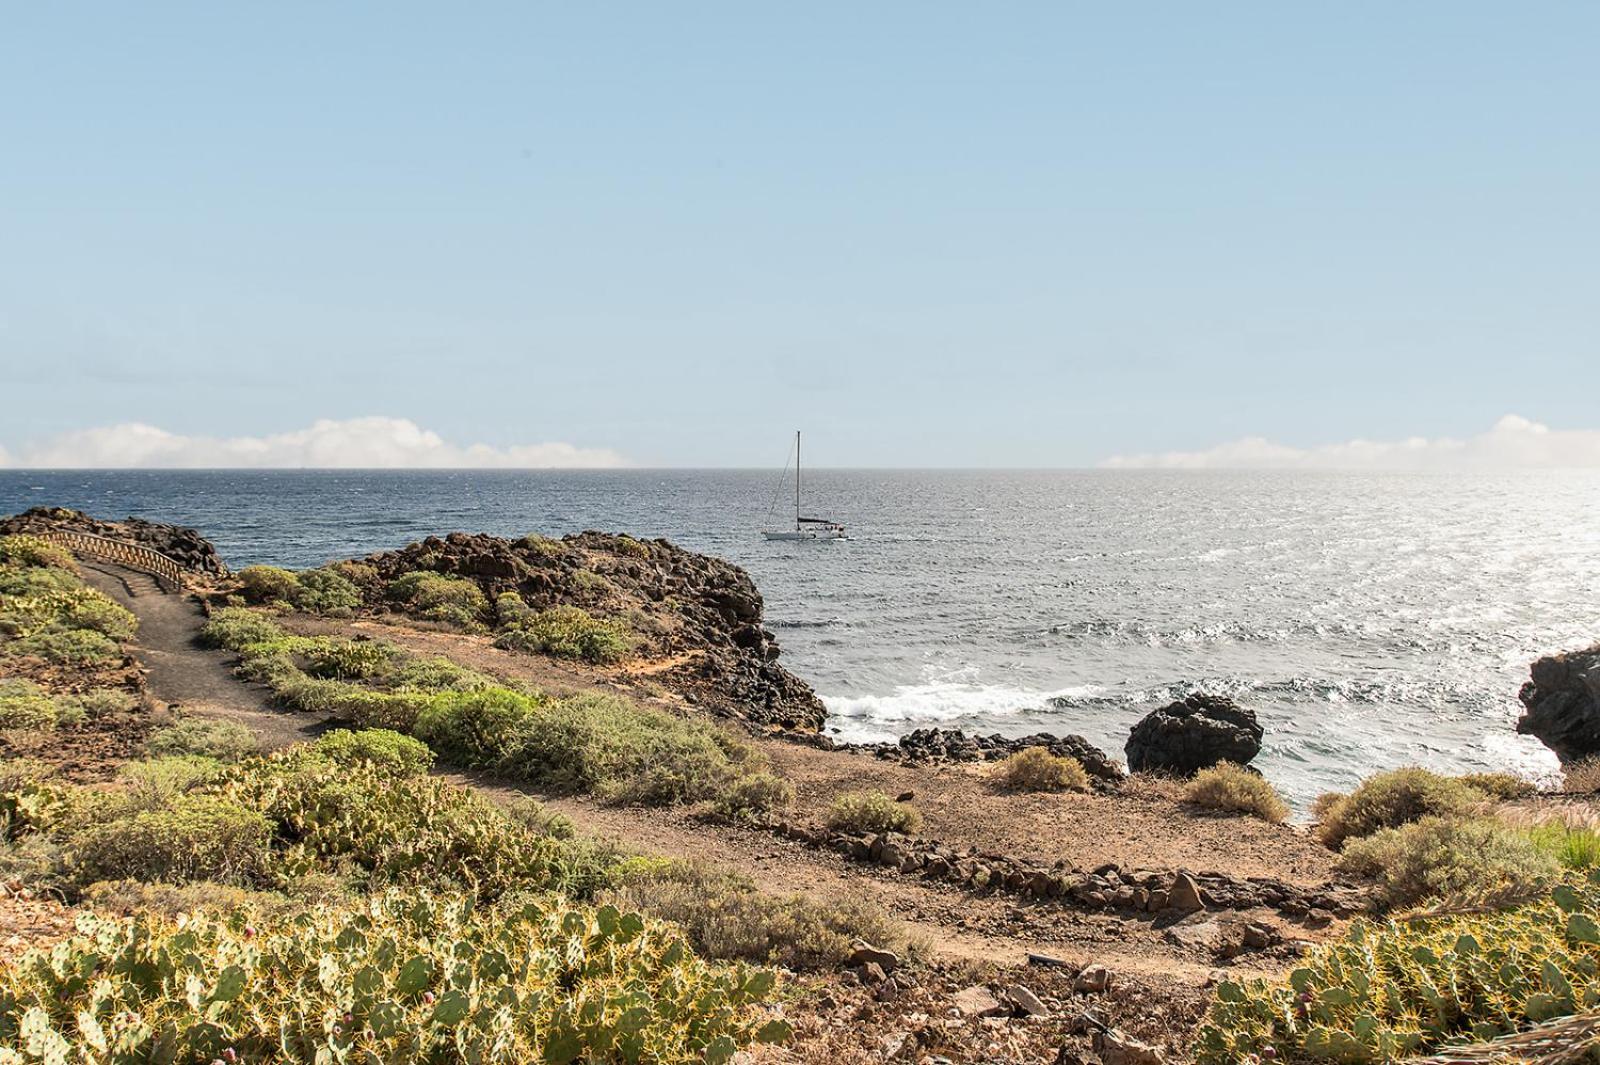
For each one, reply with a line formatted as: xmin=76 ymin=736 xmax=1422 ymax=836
xmin=2 ymin=3 xmax=1596 ymax=467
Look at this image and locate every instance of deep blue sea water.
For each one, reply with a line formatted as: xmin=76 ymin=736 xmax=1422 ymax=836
xmin=5 ymin=468 xmax=1598 ymax=807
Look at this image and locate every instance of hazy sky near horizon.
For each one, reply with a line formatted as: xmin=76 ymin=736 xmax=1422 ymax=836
xmin=3 ymin=3 xmax=1598 ymax=468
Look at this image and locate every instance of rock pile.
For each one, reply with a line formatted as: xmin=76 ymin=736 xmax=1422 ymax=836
xmin=0 ymin=507 xmax=229 ymax=577
xmin=353 ymin=530 xmax=826 ymax=730
xmin=1124 ymin=694 xmax=1262 ymax=775
xmin=1517 ymin=643 xmax=1600 ymax=764
xmin=772 ymin=821 xmax=1364 ymax=919
xmin=845 ymin=727 xmax=1124 ymax=783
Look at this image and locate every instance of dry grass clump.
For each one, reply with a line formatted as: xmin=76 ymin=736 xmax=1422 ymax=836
xmin=1315 ymin=767 xmax=1487 ymax=849
xmin=711 ymin=772 xmax=795 ymax=822
xmin=1458 ymin=771 xmax=1539 ymax=799
xmin=1183 ymin=762 xmax=1289 ymax=823
xmin=1334 ymin=815 xmax=1558 ymax=910
xmin=824 ymin=790 xmax=922 ymax=835
xmin=605 ymin=860 xmax=914 ymax=971
xmin=993 ymin=747 xmax=1089 ymax=792
xmin=1563 ymin=757 xmax=1600 ymax=794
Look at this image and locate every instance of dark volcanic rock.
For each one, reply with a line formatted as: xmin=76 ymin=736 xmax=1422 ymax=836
xmin=1517 ymin=644 xmax=1600 ymax=764
xmin=0 ymin=507 xmax=229 ymax=576
xmin=1124 ymin=693 xmax=1262 ymax=775
xmin=845 ymin=727 xmax=1124 ymax=782
xmin=354 ymin=530 xmax=826 ymax=731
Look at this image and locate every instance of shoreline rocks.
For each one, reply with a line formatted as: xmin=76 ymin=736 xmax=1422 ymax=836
xmin=353 ymin=530 xmax=827 ymax=730
xmin=0 ymin=507 xmax=229 ymax=577
xmin=1124 ymin=694 xmax=1261 ymax=776
xmin=1517 ymin=643 xmax=1600 ymax=764
xmin=838 ymin=726 xmax=1124 ymax=782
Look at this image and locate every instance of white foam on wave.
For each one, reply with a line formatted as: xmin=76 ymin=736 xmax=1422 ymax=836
xmin=820 ymin=680 xmax=1107 ymax=744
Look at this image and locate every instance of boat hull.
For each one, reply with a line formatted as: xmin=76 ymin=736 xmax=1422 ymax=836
xmin=763 ymin=529 xmax=847 ymax=541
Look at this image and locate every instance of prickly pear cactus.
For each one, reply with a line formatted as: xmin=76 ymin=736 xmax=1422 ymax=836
xmin=1193 ymin=876 xmax=1600 ymax=1063
xmin=0 ymin=889 xmax=788 ymax=1063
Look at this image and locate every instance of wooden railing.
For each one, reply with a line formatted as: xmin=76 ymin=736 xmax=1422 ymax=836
xmin=37 ymin=530 xmax=186 ymax=589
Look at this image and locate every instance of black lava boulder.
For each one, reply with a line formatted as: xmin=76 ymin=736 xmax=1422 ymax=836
xmin=1124 ymin=693 xmax=1262 ymax=775
xmin=1516 ymin=643 xmax=1600 ymax=765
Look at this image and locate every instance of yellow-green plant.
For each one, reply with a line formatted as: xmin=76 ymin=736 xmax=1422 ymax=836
xmin=993 ymin=747 xmax=1090 ymax=793
xmin=1195 ymin=877 xmax=1600 ymax=1063
xmin=495 ymin=604 xmax=636 ymax=664
xmin=1316 ymin=767 xmax=1485 ymax=849
xmin=0 ymin=889 xmax=789 ymax=1063
xmin=825 ymin=790 xmax=922 ymax=835
xmin=237 ymin=564 xmax=302 ymax=604
xmin=1185 ymin=762 xmax=1289 ymax=823
xmin=384 ymin=571 xmax=488 ymax=629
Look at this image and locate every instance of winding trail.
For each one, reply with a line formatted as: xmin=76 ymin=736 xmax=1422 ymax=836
xmin=79 ymin=561 xmax=1298 ymax=980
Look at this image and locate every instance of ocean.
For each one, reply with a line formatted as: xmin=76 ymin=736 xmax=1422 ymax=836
xmin=4 ymin=468 xmax=1597 ymax=807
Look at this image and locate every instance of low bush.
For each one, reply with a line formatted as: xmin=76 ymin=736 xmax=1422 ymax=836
xmin=499 ymin=693 xmax=747 ymax=804
xmin=61 ymin=686 xmax=138 ymax=718
xmin=519 ymin=533 xmax=565 ymax=556
xmin=117 ymin=756 xmax=226 ymax=810
xmin=993 ymin=747 xmax=1089 ymax=792
xmin=0 ymin=889 xmax=788 ymax=1064
xmin=1459 ymin=771 xmax=1539 ymax=799
xmin=293 ymin=565 xmax=362 ymax=616
xmin=4 ymin=626 xmax=120 ymax=664
xmin=1334 ymin=816 xmax=1558 ymax=910
xmin=199 ymin=606 xmax=286 ymax=648
xmin=712 ymin=772 xmax=795 ymax=822
xmin=0 ymin=535 xmax=75 ymax=570
xmin=414 ymin=687 xmax=543 ymax=766
xmin=146 ymin=716 xmax=259 ymax=762
xmin=607 ymin=860 xmax=908 ymax=971
xmin=825 ymin=790 xmax=922 ymax=835
xmin=1184 ymin=763 xmax=1289 ymax=823
xmin=313 ymin=727 xmax=434 ymax=774
xmin=0 ymin=679 xmax=59 ymax=730
xmin=1193 ymin=879 xmax=1600 ymax=1063
xmin=237 ymin=564 xmax=302 ymax=604
xmin=504 ymin=796 xmax=577 ymax=840
xmin=494 ymin=589 xmax=533 ymax=626
xmin=70 ymin=794 xmax=272 ymax=886
xmin=384 ymin=570 xmax=489 ymax=629
xmin=496 ymin=604 xmax=636 ymax=664
xmin=1315 ymin=767 xmax=1485 ymax=849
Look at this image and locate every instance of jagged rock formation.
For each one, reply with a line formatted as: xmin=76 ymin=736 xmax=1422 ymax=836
xmin=1124 ymin=693 xmax=1262 ymax=776
xmin=844 ymin=727 xmax=1124 ymax=783
xmin=0 ymin=507 xmax=229 ymax=577
xmin=1517 ymin=643 xmax=1600 ymax=764
xmin=353 ymin=530 xmax=826 ymax=731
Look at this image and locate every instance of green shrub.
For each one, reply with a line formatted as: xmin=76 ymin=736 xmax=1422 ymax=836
xmin=237 ymin=564 xmax=302 ymax=604
xmin=383 ymin=654 xmax=497 ymax=692
xmin=329 ymin=559 xmax=379 ymax=588
xmin=4 ymin=626 xmax=121 ymax=664
xmin=825 ymin=790 xmax=922 ymax=835
xmin=503 ymin=796 xmax=577 ymax=840
xmin=1335 ymin=816 xmax=1558 ymax=910
xmin=1315 ymin=767 xmax=1485 ymax=849
xmin=312 ymin=727 xmax=435 ymax=774
xmin=301 ymin=637 xmax=400 ymax=679
xmin=614 ymin=535 xmax=652 ymax=558
xmin=0 ymin=679 xmax=58 ymax=730
xmin=1184 ymin=762 xmax=1289 ymax=823
xmin=500 ymin=693 xmax=745 ymax=805
xmin=494 ymin=589 xmax=533 ymax=626
xmin=384 ymin=570 xmax=488 ymax=628
xmin=60 ymin=686 xmax=138 ymax=718
xmin=199 ymin=606 xmax=286 ymax=649
xmin=993 ymin=747 xmax=1090 ymax=792
xmin=147 ymin=717 xmax=259 ymax=761
xmin=70 ymin=794 xmax=272 ymax=886
xmin=713 ymin=772 xmax=796 ymax=822
xmin=0 ymin=889 xmax=787 ymax=1065
xmin=0 ymin=535 xmax=75 ymax=570
xmin=1460 ymin=771 xmax=1539 ymax=800
xmin=414 ymin=687 xmax=543 ymax=766
xmin=496 ymin=604 xmax=636 ymax=664
xmin=1194 ymin=879 xmax=1600 ymax=1063
xmin=519 ymin=533 xmax=565 ymax=557
xmin=292 ymin=565 xmax=362 ymax=616
xmin=116 ymin=755 xmax=226 ymax=810
xmin=607 ymin=861 xmax=907 ymax=971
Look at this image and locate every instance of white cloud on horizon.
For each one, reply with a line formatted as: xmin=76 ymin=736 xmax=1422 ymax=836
xmin=0 ymin=417 xmax=629 ymax=469
xmin=1102 ymin=415 xmax=1600 ymax=470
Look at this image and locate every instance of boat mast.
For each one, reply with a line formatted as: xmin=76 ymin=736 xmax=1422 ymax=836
xmin=795 ymin=430 xmax=801 ymax=531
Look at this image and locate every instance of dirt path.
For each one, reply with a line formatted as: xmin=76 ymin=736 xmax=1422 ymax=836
xmin=82 ymin=564 xmax=1316 ymax=985
xmin=81 ymin=562 xmax=332 ymax=750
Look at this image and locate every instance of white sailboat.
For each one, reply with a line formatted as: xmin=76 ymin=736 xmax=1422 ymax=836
xmin=763 ymin=431 xmax=847 ymax=541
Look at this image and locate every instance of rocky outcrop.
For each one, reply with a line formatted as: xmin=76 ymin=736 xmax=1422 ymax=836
xmin=0 ymin=507 xmax=228 ymax=577
xmin=353 ymin=530 xmax=826 ymax=731
xmin=844 ymin=727 xmax=1123 ymax=783
xmin=1124 ymin=694 xmax=1262 ymax=775
xmin=1517 ymin=644 xmax=1600 ymax=764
